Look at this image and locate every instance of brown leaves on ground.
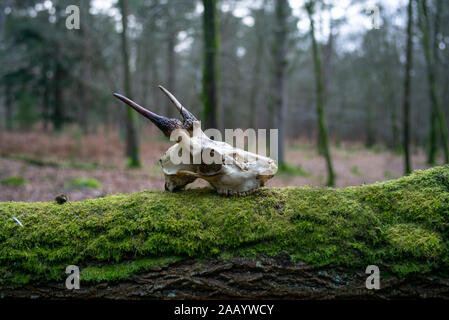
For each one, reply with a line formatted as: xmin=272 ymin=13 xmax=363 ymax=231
xmin=0 ymin=127 xmax=438 ymax=202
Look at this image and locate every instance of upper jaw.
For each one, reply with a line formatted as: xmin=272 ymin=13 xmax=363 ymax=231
xmin=216 ymin=186 xmax=261 ymax=197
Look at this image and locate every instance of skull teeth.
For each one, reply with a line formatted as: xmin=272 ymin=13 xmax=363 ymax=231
xmin=217 ymin=188 xmax=259 ymax=197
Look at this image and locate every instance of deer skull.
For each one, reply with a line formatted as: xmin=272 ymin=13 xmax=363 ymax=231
xmin=113 ymin=86 xmax=277 ymax=196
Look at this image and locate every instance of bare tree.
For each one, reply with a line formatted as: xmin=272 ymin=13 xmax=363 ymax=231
xmin=270 ymin=0 xmax=289 ymax=166
xmin=119 ymin=0 xmax=141 ymax=168
xmin=202 ymin=0 xmax=219 ymax=130
xmin=402 ymin=0 xmax=414 ymax=174
xmin=306 ymin=0 xmax=335 ymax=186
xmin=249 ymin=5 xmax=267 ymax=129
xmin=166 ymin=2 xmax=177 ymax=118
xmin=78 ymin=1 xmax=91 ymax=134
xmin=418 ymin=0 xmax=449 ymax=164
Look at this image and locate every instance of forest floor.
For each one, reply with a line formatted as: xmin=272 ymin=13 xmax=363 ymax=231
xmin=0 ymin=127 xmax=442 ymax=202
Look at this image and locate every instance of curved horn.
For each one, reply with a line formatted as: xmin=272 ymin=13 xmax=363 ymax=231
xmin=113 ymin=93 xmax=181 ymax=137
xmin=158 ymin=85 xmax=197 ymax=130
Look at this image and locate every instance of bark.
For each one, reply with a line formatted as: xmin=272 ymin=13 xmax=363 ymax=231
xmin=432 ymin=0 xmax=442 ymax=85
xmin=389 ymin=89 xmax=399 ymax=151
xmin=271 ymin=0 xmax=289 ymax=166
xmin=248 ymin=6 xmax=266 ymax=129
xmin=383 ymin=47 xmax=399 ymax=151
xmin=152 ymin=55 xmax=161 ymax=114
xmin=166 ymin=4 xmax=177 ymax=119
xmin=140 ymin=38 xmax=158 ymax=111
xmin=78 ymin=1 xmax=91 ymax=135
xmin=2 ymin=256 xmax=448 ymax=300
xmin=0 ymin=0 xmax=5 ymax=43
xmin=419 ymin=0 xmax=449 ymax=164
xmin=306 ymin=1 xmax=335 ymax=186
xmin=52 ymin=58 xmax=64 ymax=132
xmin=322 ymin=17 xmax=334 ymax=112
xmin=320 ymin=19 xmax=334 ymax=155
xmin=4 ymin=83 xmax=13 ymax=131
xmin=119 ymin=0 xmax=141 ymax=168
xmin=42 ymin=73 xmax=50 ymax=131
xmin=202 ymin=0 xmax=219 ymax=130
xmin=51 ymin=4 xmax=65 ymax=132
xmin=365 ymin=100 xmax=375 ymax=148
xmin=402 ymin=0 xmax=413 ymax=174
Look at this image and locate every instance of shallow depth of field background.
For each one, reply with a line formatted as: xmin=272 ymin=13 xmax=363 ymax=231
xmin=0 ymin=0 xmax=448 ymax=202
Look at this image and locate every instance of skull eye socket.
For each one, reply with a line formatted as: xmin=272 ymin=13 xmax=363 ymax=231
xmin=197 ymin=148 xmax=223 ymax=176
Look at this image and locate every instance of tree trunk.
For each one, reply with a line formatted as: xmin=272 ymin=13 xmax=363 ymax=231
xmin=319 ymin=20 xmax=334 ymax=155
xmin=365 ymin=100 xmax=375 ymax=148
xmin=419 ymin=0 xmax=449 ymax=164
xmin=402 ymin=0 xmax=413 ymax=174
xmin=202 ymin=0 xmax=219 ymax=130
xmin=166 ymin=5 xmax=177 ymax=118
xmin=78 ymin=1 xmax=91 ymax=135
xmin=271 ymin=0 xmax=289 ymax=166
xmin=4 ymin=83 xmax=13 ymax=130
xmin=152 ymin=55 xmax=161 ymax=114
xmin=432 ymin=0 xmax=442 ymax=93
xmin=248 ymin=7 xmax=266 ymax=129
xmin=389 ymin=93 xmax=399 ymax=151
xmin=306 ymin=1 xmax=335 ymax=186
xmin=42 ymin=73 xmax=50 ymax=132
xmin=431 ymin=0 xmax=448 ymax=164
xmin=119 ymin=0 xmax=141 ymax=168
xmin=52 ymin=59 xmax=64 ymax=132
xmin=0 ymin=0 xmax=5 ymax=43
xmin=140 ymin=16 xmax=158 ymax=109
xmin=2 ymin=255 xmax=449 ymax=299
xmin=384 ymin=59 xmax=399 ymax=151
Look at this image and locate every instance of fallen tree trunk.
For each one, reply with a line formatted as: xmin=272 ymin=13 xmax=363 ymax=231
xmin=1 ymin=166 xmax=449 ymax=299
xmin=2 ymin=255 xmax=449 ymax=299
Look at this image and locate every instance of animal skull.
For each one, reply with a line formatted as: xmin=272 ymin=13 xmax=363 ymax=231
xmin=113 ymin=86 xmax=277 ymax=196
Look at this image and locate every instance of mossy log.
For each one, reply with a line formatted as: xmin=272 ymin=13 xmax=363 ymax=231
xmin=1 ymin=166 xmax=449 ymax=299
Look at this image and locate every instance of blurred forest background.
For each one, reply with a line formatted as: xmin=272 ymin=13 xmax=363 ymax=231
xmin=0 ymin=0 xmax=448 ymax=202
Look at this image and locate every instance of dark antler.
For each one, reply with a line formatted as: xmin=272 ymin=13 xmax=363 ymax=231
xmin=113 ymin=93 xmax=182 ymax=137
xmin=158 ymin=85 xmax=197 ymax=132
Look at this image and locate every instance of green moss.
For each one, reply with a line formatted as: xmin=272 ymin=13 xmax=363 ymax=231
xmin=81 ymin=256 xmax=181 ymax=283
xmin=385 ymin=224 xmax=443 ymax=258
xmin=64 ymin=177 xmax=101 ymax=190
xmin=1 ymin=166 xmax=448 ymax=286
xmin=1 ymin=176 xmax=29 ymax=186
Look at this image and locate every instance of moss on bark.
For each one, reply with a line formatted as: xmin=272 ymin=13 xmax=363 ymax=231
xmin=1 ymin=166 xmax=448 ymax=288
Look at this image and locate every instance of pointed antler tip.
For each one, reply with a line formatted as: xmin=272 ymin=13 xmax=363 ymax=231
xmin=156 ymin=86 xmax=197 ymax=123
